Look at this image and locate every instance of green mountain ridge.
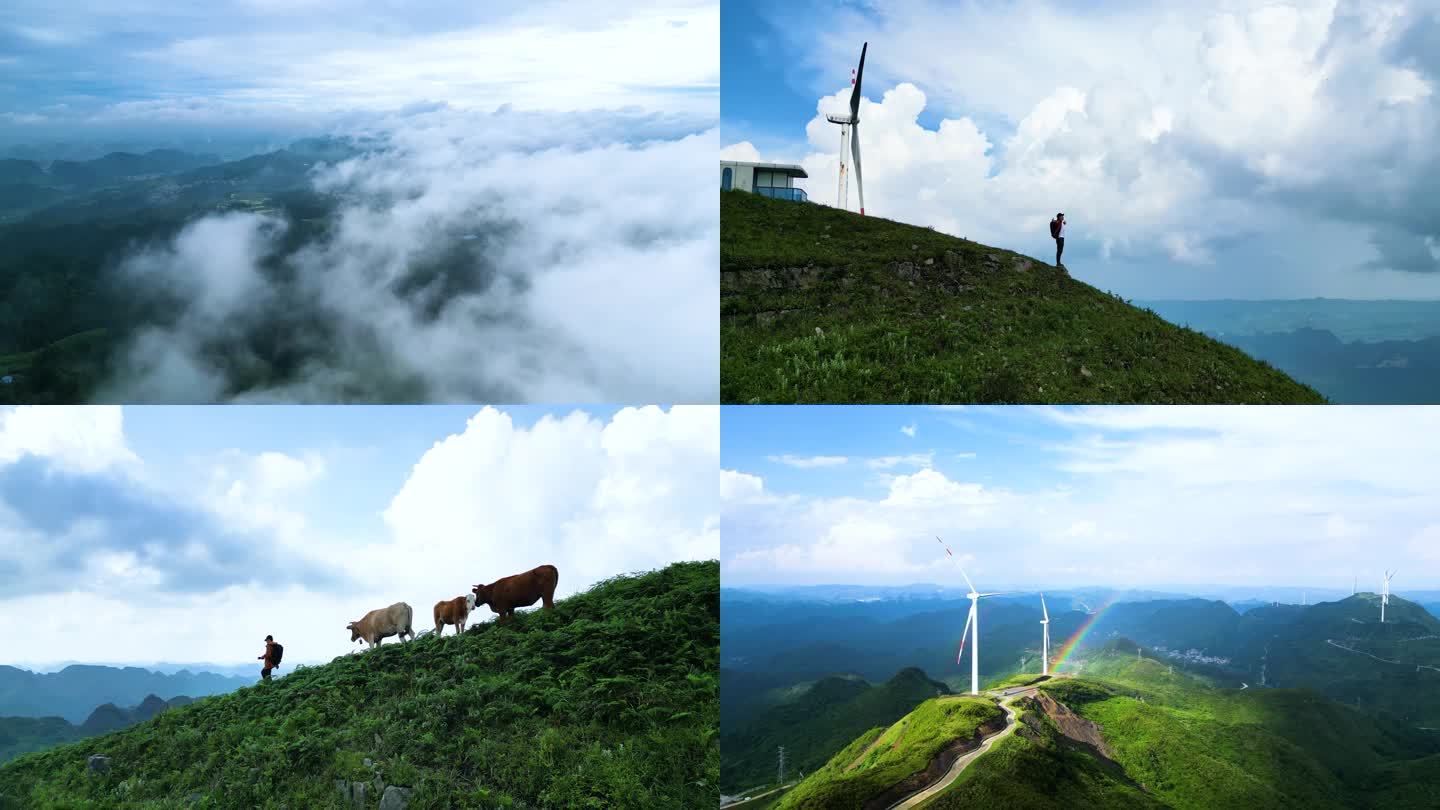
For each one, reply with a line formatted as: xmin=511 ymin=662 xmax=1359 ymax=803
xmin=720 ymin=191 xmax=1324 ymax=404
xmin=0 ymin=561 xmax=719 ymax=809
xmin=776 ymin=645 xmax=1440 ymax=809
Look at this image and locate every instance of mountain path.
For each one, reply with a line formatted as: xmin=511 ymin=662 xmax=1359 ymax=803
xmin=884 ymin=687 xmax=1035 ymax=810
xmin=1325 ymin=639 xmax=1440 ymax=672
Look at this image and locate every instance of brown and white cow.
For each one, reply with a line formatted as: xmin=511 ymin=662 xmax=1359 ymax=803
xmin=433 ymin=593 xmax=477 ymax=636
xmin=346 ymin=602 xmax=415 ymax=649
xmin=472 ymin=564 xmax=559 ymax=623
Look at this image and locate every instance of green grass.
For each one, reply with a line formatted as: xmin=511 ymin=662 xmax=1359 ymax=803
xmin=0 ymin=561 xmax=719 ymax=809
xmin=774 ymin=696 xmax=1002 ymax=809
xmin=926 ymin=701 xmax=1160 ymax=809
xmin=771 ymin=648 xmax=1440 ymax=810
xmin=721 ymin=191 xmax=1325 ymax=404
xmin=1032 ymin=654 xmax=1440 ymax=808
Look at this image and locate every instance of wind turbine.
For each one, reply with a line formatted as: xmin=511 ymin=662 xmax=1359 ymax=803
xmin=937 ymin=537 xmax=1004 ymax=695
xmin=1040 ymin=594 xmax=1051 ymax=676
xmin=825 ymin=42 xmax=867 ymax=215
xmin=1381 ymin=570 xmax=1395 ymax=623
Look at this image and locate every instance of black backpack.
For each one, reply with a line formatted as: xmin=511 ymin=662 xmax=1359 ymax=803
xmin=1049 ymin=218 xmax=1061 ymax=238
xmin=271 ymin=643 xmax=284 ymax=667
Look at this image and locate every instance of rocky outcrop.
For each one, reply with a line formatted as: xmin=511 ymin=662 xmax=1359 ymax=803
xmin=1034 ymin=691 xmax=1113 ymax=758
xmin=86 ymin=755 xmax=110 ymax=775
xmin=380 ymin=785 xmax=414 ymax=809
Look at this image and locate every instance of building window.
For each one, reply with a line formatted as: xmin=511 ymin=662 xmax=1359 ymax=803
xmin=722 ymin=167 xmax=732 ymax=191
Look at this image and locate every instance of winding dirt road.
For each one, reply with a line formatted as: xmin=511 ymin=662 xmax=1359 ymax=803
xmin=884 ymin=687 xmax=1035 ymax=810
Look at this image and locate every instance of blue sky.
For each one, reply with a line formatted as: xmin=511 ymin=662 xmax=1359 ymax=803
xmin=720 ymin=0 xmax=1440 ymax=300
xmin=722 ymin=405 xmax=1440 ymax=591
xmin=0 ymin=405 xmax=718 ymax=669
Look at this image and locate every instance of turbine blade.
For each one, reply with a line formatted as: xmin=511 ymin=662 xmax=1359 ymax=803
xmin=1041 ymin=593 xmax=1049 ymax=622
xmin=849 ymin=42 xmax=867 ymax=118
xmin=957 ymin=603 xmax=974 ymax=664
xmin=937 ymin=536 xmax=974 ymax=593
xmin=851 ymin=121 xmax=864 ymax=214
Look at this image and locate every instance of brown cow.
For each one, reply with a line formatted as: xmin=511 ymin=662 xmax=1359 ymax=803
xmin=472 ymin=564 xmax=559 ymax=623
xmin=434 ymin=593 xmax=477 ymax=636
xmin=346 ymin=602 xmax=415 ymax=649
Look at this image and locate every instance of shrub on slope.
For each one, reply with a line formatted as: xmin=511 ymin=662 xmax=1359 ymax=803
xmin=0 ymin=560 xmax=719 ymax=809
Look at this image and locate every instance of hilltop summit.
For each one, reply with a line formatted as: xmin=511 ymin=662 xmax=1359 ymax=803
xmin=720 ymin=192 xmax=1324 ymax=404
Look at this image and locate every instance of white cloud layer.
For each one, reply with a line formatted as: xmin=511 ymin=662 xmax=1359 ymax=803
xmin=97 ymin=108 xmax=719 ymax=403
xmin=723 ymin=406 xmax=1440 ymax=590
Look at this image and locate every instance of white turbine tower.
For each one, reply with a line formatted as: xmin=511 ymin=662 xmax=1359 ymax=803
xmin=1381 ymin=570 xmax=1396 ymax=623
xmin=825 ymin=42 xmax=867 ymax=215
xmin=1040 ymin=594 xmax=1051 ymax=676
xmin=937 ymin=537 xmax=1002 ymax=695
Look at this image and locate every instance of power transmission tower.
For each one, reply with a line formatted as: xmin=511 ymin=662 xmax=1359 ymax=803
xmin=778 ymin=746 xmax=787 ymax=785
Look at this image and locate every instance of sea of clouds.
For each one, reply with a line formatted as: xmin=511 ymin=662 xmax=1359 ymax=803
xmin=99 ymin=106 xmax=718 ymax=403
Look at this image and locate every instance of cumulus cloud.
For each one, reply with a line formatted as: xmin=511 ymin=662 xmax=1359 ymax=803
xmin=381 ymin=405 xmax=719 ymax=601
xmin=97 ymin=107 xmax=718 ymax=403
xmin=0 ymin=406 xmax=138 ymax=474
xmin=732 ymin=0 xmax=1440 ymax=297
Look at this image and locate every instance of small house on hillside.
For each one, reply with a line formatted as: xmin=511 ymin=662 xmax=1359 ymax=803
xmin=720 ymin=161 xmax=808 ymax=202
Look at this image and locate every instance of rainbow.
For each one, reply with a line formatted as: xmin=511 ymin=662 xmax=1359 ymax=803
xmin=1050 ymin=593 xmax=1123 ymax=671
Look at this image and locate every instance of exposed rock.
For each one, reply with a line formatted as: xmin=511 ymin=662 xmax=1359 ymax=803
xmin=1034 ymin=692 xmax=1113 ymax=758
xmin=1080 ymin=365 xmax=1093 ymax=378
xmin=87 ymin=755 xmax=111 ymax=775
xmin=943 ymin=250 xmax=964 ymax=270
xmin=363 ymin=758 xmax=374 ymax=768
xmin=380 ymin=785 xmax=414 ymax=809
xmin=1012 ymin=257 xmax=1032 ymax=273
xmin=350 ymin=781 xmax=368 ymax=806
xmin=924 ymin=257 xmax=935 ymax=266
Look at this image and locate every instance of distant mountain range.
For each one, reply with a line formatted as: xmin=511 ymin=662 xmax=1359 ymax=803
xmin=0 ymin=664 xmax=251 ymax=724
xmin=722 ymin=589 xmax=1440 ymax=728
xmin=0 ymin=693 xmax=193 ymax=764
xmin=1140 ymin=300 xmax=1440 ymax=404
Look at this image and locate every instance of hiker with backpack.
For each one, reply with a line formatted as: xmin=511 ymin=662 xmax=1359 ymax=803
xmin=1050 ymin=212 xmax=1066 ymax=268
xmin=259 ymin=634 xmax=283 ymax=681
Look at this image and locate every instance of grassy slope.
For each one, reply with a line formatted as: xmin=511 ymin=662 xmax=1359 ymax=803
xmin=774 ymin=696 xmax=1001 ymax=810
xmin=926 ymin=706 xmax=1161 ymax=809
xmin=0 ymin=561 xmax=718 ymax=809
xmin=721 ymin=667 xmax=949 ymax=793
xmin=937 ymin=654 xmax=1440 ymax=809
xmin=721 ymin=192 xmax=1324 ymax=404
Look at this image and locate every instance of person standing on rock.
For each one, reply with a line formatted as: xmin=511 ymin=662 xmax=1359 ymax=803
xmin=1049 ymin=212 xmax=1066 ymax=268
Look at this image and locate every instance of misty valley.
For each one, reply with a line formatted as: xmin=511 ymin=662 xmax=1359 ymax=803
xmin=0 ymin=139 xmax=509 ymax=403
